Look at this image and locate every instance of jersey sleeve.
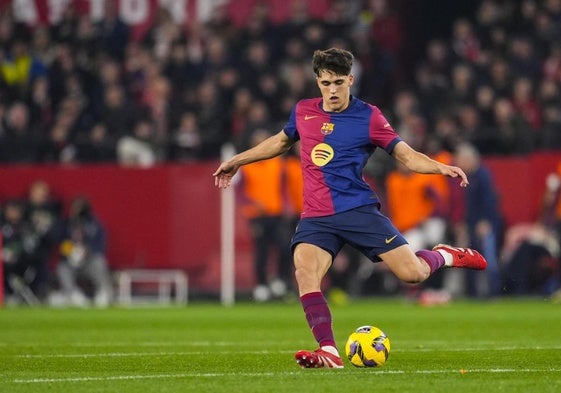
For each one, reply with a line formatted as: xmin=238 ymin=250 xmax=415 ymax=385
xmin=369 ymin=106 xmax=401 ymax=154
xmin=283 ymin=105 xmax=300 ymax=141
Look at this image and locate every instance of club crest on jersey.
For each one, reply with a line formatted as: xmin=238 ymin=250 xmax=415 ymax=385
xmin=320 ymin=122 xmax=335 ymax=135
xmin=311 ymin=143 xmax=334 ymax=167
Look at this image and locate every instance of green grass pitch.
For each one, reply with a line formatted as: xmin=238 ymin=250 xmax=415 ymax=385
xmin=1 ymin=299 xmax=560 ymax=393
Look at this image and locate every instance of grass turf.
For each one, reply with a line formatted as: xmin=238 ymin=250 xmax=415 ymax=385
xmin=1 ymin=299 xmax=560 ymax=393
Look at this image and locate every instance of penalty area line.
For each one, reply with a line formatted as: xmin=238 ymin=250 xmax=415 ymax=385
xmin=13 ymin=368 xmax=561 ymax=384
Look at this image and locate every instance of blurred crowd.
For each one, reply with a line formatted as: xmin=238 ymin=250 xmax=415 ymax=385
xmin=0 ymin=0 xmax=560 ymax=167
xmin=2 ymin=0 xmax=561 ymax=304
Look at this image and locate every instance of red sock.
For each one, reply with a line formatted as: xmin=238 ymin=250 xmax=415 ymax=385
xmin=416 ymin=249 xmax=445 ymax=274
xmin=300 ymin=292 xmax=335 ymax=348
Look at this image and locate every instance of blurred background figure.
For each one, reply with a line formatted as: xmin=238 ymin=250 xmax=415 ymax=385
xmin=501 ymin=222 xmax=560 ymax=296
xmin=54 ymin=196 xmax=112 ymax=307
xmin=24 ymin=180 xmax=62 ymax=301
xmin=385 ymin=161 xmax=448 ymax=252
xmin=167 ymin=111 xmax=203 ymax=161
xmin=454 ymin=143 xmax=502 ymax=297
xmin=1 ymin=199 xmax=42 ymax=305
xmin=385 ymin=160 xmax=450 ymax=301
xmin=116 ymin=119 xmax=160 ymax=167
xmin=238 ymin=130 xmax=292 ymax=301
xmin=500 ymin=163 xmax=561 ymax=296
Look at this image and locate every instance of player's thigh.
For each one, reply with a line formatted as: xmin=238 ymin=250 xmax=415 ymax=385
xmin=378 ymin=244 xmax=429 ymax=283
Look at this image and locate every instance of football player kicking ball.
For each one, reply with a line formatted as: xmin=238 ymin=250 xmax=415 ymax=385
xmin=213 ymin=48 xmax=487 ymax=369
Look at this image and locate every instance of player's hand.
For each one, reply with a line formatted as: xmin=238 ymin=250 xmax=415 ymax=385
xmin=442 ymin=165 xmax=469 ymax=187
xmin=213 ymin=161 xmax=239 ymax=188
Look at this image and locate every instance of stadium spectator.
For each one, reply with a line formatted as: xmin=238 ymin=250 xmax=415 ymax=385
xmin=500 ymin=164 xmax=561 ymax=296
xmin=229 ymin=87 xmax=254 ymax=138
xmin=24 ymin=180 xmax=62 ymax=301
xmin=75 ymin=122 xmax=116 ymax=163
xmin=55 ymin=196 xmax=112 ymax=307
xmin=446 ymin=63 xmax=476 ymax=111
xmin=142 ymin=7 xmax=183 ymax=62
xmin=1 ymin=199 xmax=42 ymax=304
xmin=451 ymin=18 xmax=481 ymax=63
xmin=491 ymin=98 xmax=533 ymax=154
xmin=27 ymin=75 xmax=53 ymax=131
xmin=40 ymin=121 xmax=77 ymax=164
xmin=116 ymin=119 xmax=160 ymax=167
xmin=235 ymin=99 xmax=273 ymax=151
xmin=94 ymin=1 xmax=129 ymax=61
xmin=168 ymin=111 xmax=203 ymax=162
xmin=541 ymin=163 xmax=561 ymax=235
xmin=501 ymin=222 xmax=560 ymax=296
xmin=510 ymin=76 xmax=542 ymax=132
xmin=508 ymin=35 xmax=542 ymax=80
xmin=0 ymin=39 xmax=48 ymax=98
xmin=99 ymin=84 xmax=140 ymax=139
xmin=0 ymin=101 xmax=39 ymax=163
xmin=194 ymin=79 xmax=228 ymax=159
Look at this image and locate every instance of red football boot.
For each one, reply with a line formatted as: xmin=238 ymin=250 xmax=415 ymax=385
xmin=433 ymin=244 xmax=487 ymax=270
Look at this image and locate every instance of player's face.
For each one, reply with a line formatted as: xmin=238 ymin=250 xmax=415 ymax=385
xmin=316 ymin=70 xmax=354 ymax=112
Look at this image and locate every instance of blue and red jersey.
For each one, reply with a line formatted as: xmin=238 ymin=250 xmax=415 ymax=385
xmin=283 ymin=96 xmax=401 ymax=218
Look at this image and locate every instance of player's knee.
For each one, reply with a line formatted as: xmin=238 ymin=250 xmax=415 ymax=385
xmin=294 ymin=265 xmax=320 ymax=295
xmin=294 ymin=265 xmax=313 ymax=285
xmin=396 ymin=265 xmax=429 ymax=284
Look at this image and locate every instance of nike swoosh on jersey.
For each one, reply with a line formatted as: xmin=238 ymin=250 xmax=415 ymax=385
xmin=383 ymin=122 xmax=391 ymax=128
xmin=305 ymin=115 xmax=318 ymax=120
xmin=385 ymin=234 xmax=398 ymax=244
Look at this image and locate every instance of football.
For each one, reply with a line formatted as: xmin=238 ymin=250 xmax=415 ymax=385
xmin=344 ymin=325 xmax=391 ymax=367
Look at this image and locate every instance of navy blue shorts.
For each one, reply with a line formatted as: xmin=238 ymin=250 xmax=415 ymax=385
xmin=291 ymin=204 xmax=408 ymax=262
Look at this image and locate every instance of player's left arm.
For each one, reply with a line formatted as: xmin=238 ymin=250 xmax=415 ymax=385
xmin=392 ymin=141 xmax=469 ymax=187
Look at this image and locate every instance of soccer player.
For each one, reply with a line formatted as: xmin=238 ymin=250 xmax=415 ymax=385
xmin=213 ymin=48 xmax=487 ymax=369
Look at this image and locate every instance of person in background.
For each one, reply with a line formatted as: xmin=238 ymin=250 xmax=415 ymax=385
xmin=1 ymin=199 xmax=41 ymax=305
xmin=75 ymin=122 xmax=116 ymax=163
xmin=167 ymin=111 xmax=203 ymax=162
xmin=24 ymin=180 xmax=62 ymax=301
xmin=454 ymin=143 xmax=502 ymax=297
xmin=238 ymin=130 xmax=292 ymax=302
xmin=116 ymin=118 xmax=160 ymax=167
xmin=385 ymin=161 xmax=448 ymax=254
xmin=55 ymin=196 xmax=112 ymax=307
xmin=385 ymin=160 xmax=449 ymax=302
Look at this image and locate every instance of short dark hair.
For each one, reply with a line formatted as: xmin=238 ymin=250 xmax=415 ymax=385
xmin=312 ymin=48 xmax=354 ymax=77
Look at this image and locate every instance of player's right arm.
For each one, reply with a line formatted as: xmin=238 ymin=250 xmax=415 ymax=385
xmin=213 ymin=130 xmax=295 ymax=188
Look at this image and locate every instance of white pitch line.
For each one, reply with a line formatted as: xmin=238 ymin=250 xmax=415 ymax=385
xmin=13 ymin=345 xmax=561 ymax=359
xmin=13 ymin=368 xmax=561 ymax=384
xmin=17 ymin=350 xmax=294 ymax=358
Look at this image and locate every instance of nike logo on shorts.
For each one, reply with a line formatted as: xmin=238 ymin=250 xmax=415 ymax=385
xmin=385 ymin=234 xmax=398 ymax=244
